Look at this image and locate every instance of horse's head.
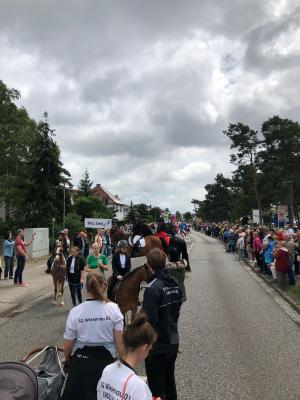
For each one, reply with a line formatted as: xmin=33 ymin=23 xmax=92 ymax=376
xmin=54 ymin=245 xmax=64 ymax=261
xmin=139 ymin=263 xmax=153 ymax=283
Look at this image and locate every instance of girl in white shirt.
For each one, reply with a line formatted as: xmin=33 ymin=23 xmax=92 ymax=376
xmin=61 ymin=273 xmax=124 ymax=400
xmin=97 ymin=313 xmax=161 ymax=400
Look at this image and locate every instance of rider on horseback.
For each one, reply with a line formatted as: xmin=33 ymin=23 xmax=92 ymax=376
xmin=130 ymin=212 xmax=153 ymax=257
xmin=107 ymin=240 xmax=131 ymax=301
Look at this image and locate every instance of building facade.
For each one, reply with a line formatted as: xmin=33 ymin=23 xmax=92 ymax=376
xmin=91 ymin=184 xmax=129 ymax=221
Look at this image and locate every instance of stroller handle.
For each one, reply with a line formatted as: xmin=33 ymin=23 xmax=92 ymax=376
xmin=21 ymin=346 xmax=64 ymax=363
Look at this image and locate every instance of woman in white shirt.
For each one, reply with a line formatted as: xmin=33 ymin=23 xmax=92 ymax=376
xmin=97 ymin=313 xmax=161 ymax=400
xmin=61 ymin=273 xmax=124 ymax=400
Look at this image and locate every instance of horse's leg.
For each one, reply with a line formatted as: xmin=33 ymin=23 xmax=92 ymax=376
xmin=53 ymin=280 xmax=57 ymax=305
xmin=60 ymin=280 xmax=65 ymax=306
xmin=182 ymin=242 xmax=191 ymax=272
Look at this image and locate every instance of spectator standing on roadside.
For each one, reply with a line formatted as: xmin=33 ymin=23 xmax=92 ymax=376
xmin=253 ymin=232 xmax=262 ymax=269
xmin=236 ymin=234 xmax=245 ymax=260
xmin=86 ymin=243 xmax=109 ymax=277
xmin=66 ymin=246 xmax=85 ymax=307
xmin=142 ymin=248 xmax=182 ymax=400
xmin=274 ymin=241 xmax=290 ymax=290
xmin=285 ymin=234 xmax=296 ymax=286
xmin=83 ymin=232 xmax=90 ymax=261
xmin=3 ymin=232 xmax=15 ymax=279
xmin=14 ymin=229 xmax=36 ymax=287
xmin=73 ymin=231 xmax=85 ymax=258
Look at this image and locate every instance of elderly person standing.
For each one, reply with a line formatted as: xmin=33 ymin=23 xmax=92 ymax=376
xmin=274 ymin=241 xmax=290 ymax=290
xmin=86 ymin=242 xmax=109 ymax=276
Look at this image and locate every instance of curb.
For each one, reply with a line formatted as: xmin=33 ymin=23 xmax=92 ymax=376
xmin=243 ymin=259 xmax=300 ymax=316
xmin=193 ymin=230 xmax=300 ymax=324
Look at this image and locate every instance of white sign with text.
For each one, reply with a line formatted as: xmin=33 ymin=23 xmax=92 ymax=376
xmin=84 ymin=218 xmax=112 ymax=229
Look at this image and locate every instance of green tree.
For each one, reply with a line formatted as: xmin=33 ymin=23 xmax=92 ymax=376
xmin=259 ymin=116 xmax=300 ymax=226
xmin=223 ymin=123 xmax=263 ymax=224
xmin=202 ymin=173 xmax=234 ymax=221
xmin=0 ymin=80 xmax=37 ymax=219
xmin=125 ymin=201 xmax=135 ymax=223
xmin=148 ymin=206 xmax=162 ymax=222
xmin=19 ymin=112 xmax=71 ymax=227
xmin=183 ymin=211 xmax=192 ymax=221
xmin=78 ymin=169 xmax=93 ymax=196
xmin=64 ymin=212 xmax=83 ymax=237
xmin=175 ymin=211 xmax=182 ymax=221
xmin=74 ymin=196 xmax=112 ymax=221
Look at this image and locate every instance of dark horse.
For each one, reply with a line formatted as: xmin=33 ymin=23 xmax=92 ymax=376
xmin=161 ymin=236 xmax=191 ymax=272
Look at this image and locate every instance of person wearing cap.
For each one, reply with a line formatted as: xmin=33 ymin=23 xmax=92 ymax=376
xmin=107 ymin=240 xmax=131 ymax=301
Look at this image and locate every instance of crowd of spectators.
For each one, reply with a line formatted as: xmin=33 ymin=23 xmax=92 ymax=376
xmin=194 ymin=222 xmax=300 ymax=290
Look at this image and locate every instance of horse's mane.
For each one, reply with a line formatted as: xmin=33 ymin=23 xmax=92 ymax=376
xmin=123 ymin=265 xmax=145 ymax=280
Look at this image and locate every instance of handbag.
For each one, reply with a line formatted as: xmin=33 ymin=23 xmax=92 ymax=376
xmin=121 ymin=373 xmax=135 ymax=400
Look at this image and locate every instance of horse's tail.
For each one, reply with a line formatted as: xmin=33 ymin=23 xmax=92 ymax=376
xmin=159 ymin=238 xmax=168 ymax=253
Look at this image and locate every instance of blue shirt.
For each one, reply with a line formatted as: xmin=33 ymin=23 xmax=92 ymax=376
xmin=3 ymin=240 xmax=15 ymax=258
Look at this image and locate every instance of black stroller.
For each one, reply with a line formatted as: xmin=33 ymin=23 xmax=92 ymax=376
xmin=0 ymin=346 xmax=65 ymax=399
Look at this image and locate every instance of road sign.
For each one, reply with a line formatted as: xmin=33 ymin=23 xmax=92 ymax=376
xmin=84 ymin=218 xmax=112 ymax=229
xmin=252 ymin=209 xmax=260 ymax=224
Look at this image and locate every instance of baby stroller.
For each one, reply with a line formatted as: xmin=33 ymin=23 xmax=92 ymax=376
xmin=0 ymin=346 xmax=65 ymax=399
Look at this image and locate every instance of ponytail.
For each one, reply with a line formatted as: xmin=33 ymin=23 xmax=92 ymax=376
xmin=123 ymin=312 xmax=156 ymax=352
xmin=86 ymin=273 xmax=110 ymax=302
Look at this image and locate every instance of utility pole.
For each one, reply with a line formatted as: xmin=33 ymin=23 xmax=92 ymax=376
xmin=63 ymin=182 xmax=66 ymax=229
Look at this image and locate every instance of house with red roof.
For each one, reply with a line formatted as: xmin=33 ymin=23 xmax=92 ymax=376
xmin=91 ymin=184 xmax=129 ymax=221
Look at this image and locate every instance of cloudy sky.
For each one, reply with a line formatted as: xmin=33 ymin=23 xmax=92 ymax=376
xmin=1 ymin=1 xmax=300 ymax=212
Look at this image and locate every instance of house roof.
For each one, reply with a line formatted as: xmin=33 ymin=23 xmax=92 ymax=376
xmin=92 ymin=184 xmax=129 ymax=206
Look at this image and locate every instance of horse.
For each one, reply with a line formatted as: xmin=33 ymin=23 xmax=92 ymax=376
xmin=107 ymin=264 xmax=152 ymax=321
xmin=159 ymin=235 xmax=191 ymax=272
xmin=110 ymin=227 xmax=163 ymax=257
xmin=50 ymin=245 xmax=67 ymax=306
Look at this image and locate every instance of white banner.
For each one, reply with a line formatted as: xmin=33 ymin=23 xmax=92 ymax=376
xmin=84 ymin=218 xmax=112 ymax=229
xmin=252 ymin=209 xmax=260 ymax=224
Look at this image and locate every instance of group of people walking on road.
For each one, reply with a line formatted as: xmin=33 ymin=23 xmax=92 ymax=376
xmin=197 ymin=222 xmax=300 ymax=290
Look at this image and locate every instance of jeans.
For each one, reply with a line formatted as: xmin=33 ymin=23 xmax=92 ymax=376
xmin=145 ymin=344 xmax=179 ymax=400
xmin=69 ymin=284 xmax=82 ymax=306
xmin=14 ymin=255 xmax=26 ymax=284
xmin=4 ymin=256 xmax=14 ymax=278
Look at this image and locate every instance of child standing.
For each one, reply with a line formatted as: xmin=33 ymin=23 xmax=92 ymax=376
xmin=66 ymin=246 xmax=85 ymax=306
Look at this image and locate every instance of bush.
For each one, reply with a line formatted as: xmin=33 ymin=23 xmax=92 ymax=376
xmin=64 ymin=212 xmax=83 ymax=237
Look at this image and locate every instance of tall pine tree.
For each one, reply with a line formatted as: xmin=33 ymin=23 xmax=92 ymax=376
xmin=78 ymin=170 xmax=93 ymax=196
xmin=20 ymin=112 xmax=71 ymax=227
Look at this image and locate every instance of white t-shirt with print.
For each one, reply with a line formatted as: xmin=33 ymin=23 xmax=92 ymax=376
xmin=97 ymin=361 xmax=152 ymax=400
xmin=64 ymin=300 xmax=124 ymax=344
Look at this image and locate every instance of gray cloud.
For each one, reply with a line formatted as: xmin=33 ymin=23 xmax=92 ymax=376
xmin=1 ymin=0 xmax=299 ymax=211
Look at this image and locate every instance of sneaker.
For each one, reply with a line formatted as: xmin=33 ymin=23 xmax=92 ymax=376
xmin=18 ymin=283 xmax=29 ymax=287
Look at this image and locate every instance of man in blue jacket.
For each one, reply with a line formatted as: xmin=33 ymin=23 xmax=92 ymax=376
xmin=142 ymin=248 xmax=182 ymax=400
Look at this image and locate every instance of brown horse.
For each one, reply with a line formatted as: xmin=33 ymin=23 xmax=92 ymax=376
xmin=110 ymin=227 xmax=163 ymax=257
xmin=51 ymin=246 xmax=67 ymax=306
xmin=108 ymin=264 xmax=152 ymax=321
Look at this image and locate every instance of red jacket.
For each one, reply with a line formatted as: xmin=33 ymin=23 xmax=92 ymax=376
xmin=155 ymin=231 xmax=170 ymax=246
xmin=275 ymin=248 xmax=289 ymax=273
xmin=253 ymin=237 xmax=262 ymax=252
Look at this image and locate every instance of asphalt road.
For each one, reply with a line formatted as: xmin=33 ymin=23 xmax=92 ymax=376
xmin=1 ymin=233 xmax=300 ymax=399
